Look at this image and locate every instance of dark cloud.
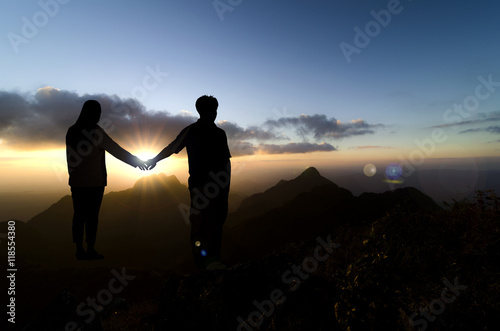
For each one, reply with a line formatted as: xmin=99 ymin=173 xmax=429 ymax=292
xmin=349 ymin=145 xmax=394 ymax=150
xmin=477 ymin=111 xmax=500 ymax=120
xmin=431 ymin=111 xmax=500 ymax=129
xmin=0 ymin=87 xmax=196 ymax=151
xmin=0 ymin=88 xmax=377 ymax=156
xmin=227 ymin=141 xmax=337 ymax=156
xmin=459 ymin=126 xmax=500 ymax=135
xmin=265 ymin=114 xmax=383 ymax=140
xmin=258 ymin=142 xmax=336 ymax=154
xmin=227 ymin=140 xmax=257 ymax=157
xmin=0 ymin=91 xmax=32 ymax=131
xmin=218 ymin=121 xmax=282 ymax=141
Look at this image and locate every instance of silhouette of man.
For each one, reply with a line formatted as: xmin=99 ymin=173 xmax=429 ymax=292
xmin=66 ymin=100 xmax=146 ymax=260
xmin=147 ymin=95 xmax=231 ymax=270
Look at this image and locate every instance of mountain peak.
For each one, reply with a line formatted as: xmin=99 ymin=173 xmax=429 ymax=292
xmin=133 ymin=173 xmax=183 ymax=191
xmin=293 ymin=167 xmax=333 ymax=188
xmin=298 ymin=167 xmax=321 ymax=178
xmin=236 ymin=166 xmax=336 ymax=219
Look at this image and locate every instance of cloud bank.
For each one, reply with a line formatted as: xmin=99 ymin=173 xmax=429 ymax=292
xmin=265 ymin=114 xmax=384 ymax=140
xmin=459 ymin=126 xmax=500 ymax=135
xmin=431 ymin=111 xmax=500 ymax=129
xmin=348 ymin=145 xmax=394 ymax=150
xmin=0 ymin=87 xmax=383 ymax=156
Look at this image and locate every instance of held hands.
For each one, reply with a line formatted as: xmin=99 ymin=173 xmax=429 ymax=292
xmin=130 ymin=156 xmax=158 ymax=171
xmin=145 ymin=158 xmax=157 ymax=170
xmin=131 ymin=156 xmax=149 ymax=170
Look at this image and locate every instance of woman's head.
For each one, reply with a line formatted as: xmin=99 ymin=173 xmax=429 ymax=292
xmin=76 ymin=100 xmax=101 ymax=127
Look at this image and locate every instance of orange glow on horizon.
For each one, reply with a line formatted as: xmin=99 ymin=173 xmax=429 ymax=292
xmin=1 ymin=143 xmax=499 ymax=194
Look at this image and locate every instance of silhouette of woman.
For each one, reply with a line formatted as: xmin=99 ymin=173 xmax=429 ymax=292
xmin=66 ymin=100 xmax=146 ymax=260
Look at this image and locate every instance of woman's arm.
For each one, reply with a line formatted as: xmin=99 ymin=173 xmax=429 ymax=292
xmin=99 ymin=128 xmax=146 ymax=169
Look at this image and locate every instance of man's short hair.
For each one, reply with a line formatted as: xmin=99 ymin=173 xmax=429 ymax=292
xmin=195 ymin=95 xmax=218 ymax=117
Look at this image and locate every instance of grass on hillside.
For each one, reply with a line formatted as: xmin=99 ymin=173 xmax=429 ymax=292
xmin=99 ymin=190 xmax=499 ymax=330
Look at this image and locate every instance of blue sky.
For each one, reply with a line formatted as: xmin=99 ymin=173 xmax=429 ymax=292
xmin=1 ymin=0 xmax=500 ymax=157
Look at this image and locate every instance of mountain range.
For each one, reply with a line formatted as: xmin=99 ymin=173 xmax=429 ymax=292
xmin=3 ymin=167 xmax=498 ymax=331
xmin=2 ymin=167 xmax=440 ymax=269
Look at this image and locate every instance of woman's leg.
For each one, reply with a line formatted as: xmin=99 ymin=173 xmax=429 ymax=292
xmin=85 ymin=187 xmax=105 ymax=259
xmin=71 ymin=186 xmax=104 ymax=260
xmin=71 ymin=187 xmax=87 ymax=259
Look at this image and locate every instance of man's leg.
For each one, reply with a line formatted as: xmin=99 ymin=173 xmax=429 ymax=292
xmin=189 ymin=184 xmax=229 ymax=269
xmin=206 ymin=198 xmax=227 ymax=255
xmin=202 ymin=186 xmax=229 ymax=269
xmin=190 ymin=187 xmax=206 ymax=269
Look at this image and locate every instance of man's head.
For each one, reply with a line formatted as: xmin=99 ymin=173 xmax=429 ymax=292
xmin=195 ymin=95 xmax=218 ymax=121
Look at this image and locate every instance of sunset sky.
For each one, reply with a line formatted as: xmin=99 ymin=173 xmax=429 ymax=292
xmin=1 ymin=0 xmax=500 ymax=197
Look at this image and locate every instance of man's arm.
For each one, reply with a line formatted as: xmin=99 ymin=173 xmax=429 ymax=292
xmin=147 ymin=126 xmax=191 ymax=170
xmin=148 ymin=144 xmax=176 ymax=167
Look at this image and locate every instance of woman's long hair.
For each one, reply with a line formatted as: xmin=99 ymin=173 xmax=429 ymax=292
xmin=74 ymin=100 xmax=101 ymax=129
xmin=67 ymin=100 xmax=102 ymax=152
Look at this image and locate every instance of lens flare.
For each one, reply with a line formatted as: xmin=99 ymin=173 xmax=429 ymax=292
xmin=383 ymin=179 xmax=404 ymax=184
xmin=363 ymin=163 xmax=377 ymax=177
xmin=385 ymin=163 xmax=403 ymax=180
xmin=195 ymin=241 xmax=201 ymax=247
xmin=200 ymin=249 xmax=207 ymax=257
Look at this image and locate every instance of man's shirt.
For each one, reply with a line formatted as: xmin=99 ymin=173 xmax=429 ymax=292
xmin=166 ymin=119 xmax=231 ymax=188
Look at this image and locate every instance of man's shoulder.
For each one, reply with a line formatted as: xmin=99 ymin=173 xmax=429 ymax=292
xmin=215 ymin=125 xmax=227 ymax=136
xmin=186 ymin=121 xmax=227 ymax=138
xmin=179 ymin=122 xmax=197 ymax=135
